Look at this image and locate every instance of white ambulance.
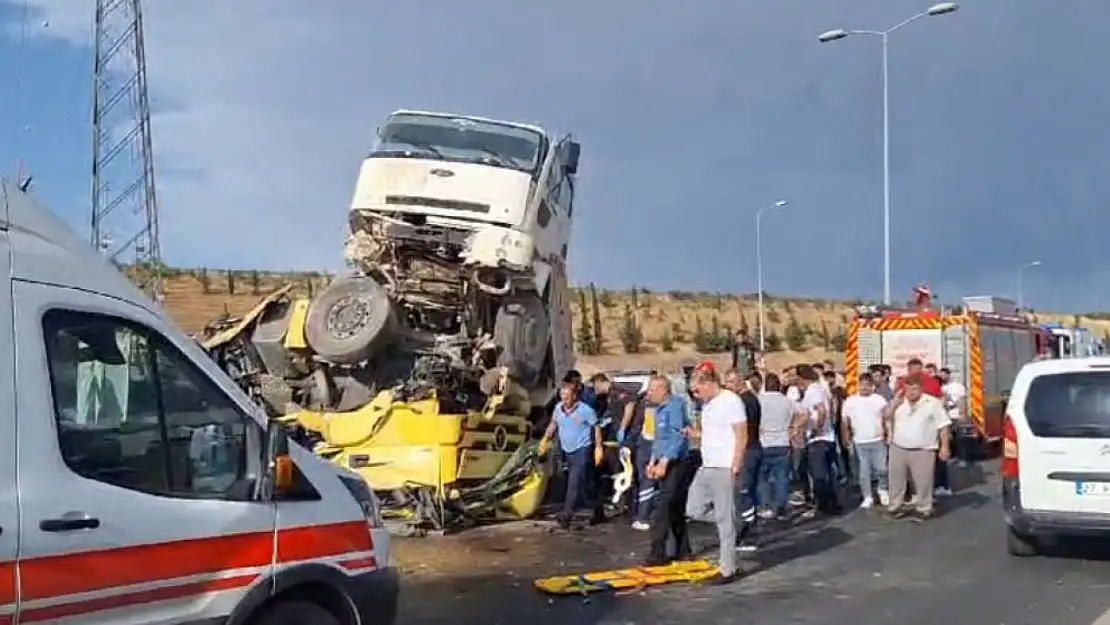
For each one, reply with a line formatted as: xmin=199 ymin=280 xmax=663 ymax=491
xmin=0 ymin=179 xmax=398 ymax=624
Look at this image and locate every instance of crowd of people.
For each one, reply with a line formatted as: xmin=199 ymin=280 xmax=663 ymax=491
xmin=536 ymin=356 xmax=970 ymax=586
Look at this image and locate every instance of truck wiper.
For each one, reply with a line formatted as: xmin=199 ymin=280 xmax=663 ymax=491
xmin=469 ymin=145 xmax=516 ymax=169
xmin=396 ymin=140 xmax=444 ymax=159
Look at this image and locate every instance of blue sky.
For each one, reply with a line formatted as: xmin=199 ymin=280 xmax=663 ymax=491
xmin=0 ymin=0 xmax=1106 ymax=311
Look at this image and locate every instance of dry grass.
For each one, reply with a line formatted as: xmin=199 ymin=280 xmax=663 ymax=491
xmin=147 ymin=270 xmax=1110 ymax=373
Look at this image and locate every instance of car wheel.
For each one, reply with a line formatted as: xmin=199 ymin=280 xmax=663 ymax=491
xmin=251 ymin=600 xmax=341 ymax=625
xmin=494 ymin=293 xmax=550 ymax=387
xmin=305 ymin=276 xmax=395 ymax=365
xmin=1006 ymin=525 xmax=1039 ymax=557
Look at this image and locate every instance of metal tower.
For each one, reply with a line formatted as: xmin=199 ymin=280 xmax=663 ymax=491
xmin=90 ymin=0 xmax=162 ymax=300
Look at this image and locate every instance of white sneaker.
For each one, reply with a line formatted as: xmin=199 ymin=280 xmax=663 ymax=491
xmin=859 ymin=496 xmax=874 ymax=509
xmin=877 ymin=489 xmax=890 ymax=507
xmin=934 ymin=487 xmax=953 ymax=497
xmin=631 ymin=520 xmax=651 ymax=531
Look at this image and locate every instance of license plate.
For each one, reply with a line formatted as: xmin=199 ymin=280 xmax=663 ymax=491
xmin=1074 ymin=481 xmax=1110 ymax=496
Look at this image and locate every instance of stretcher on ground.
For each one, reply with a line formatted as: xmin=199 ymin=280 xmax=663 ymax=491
xmin=533 ymin=559 xmax=719 ymax=595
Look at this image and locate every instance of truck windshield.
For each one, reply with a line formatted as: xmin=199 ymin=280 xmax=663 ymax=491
xmin=370 ymin=113 xmax=544 ymax=173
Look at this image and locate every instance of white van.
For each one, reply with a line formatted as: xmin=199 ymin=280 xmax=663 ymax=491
xmin=1002 ymin=356 xmax=1110 ymax=557
xmin=0 ymin=179 xmax=398 ymax=624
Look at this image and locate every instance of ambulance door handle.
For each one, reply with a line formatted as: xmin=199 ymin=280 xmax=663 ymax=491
xmin=40 ymin=513 xmax=100 ymax=532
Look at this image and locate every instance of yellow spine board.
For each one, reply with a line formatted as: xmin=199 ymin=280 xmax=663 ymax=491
xmin=533 ymin=560 xmax=719 ymax=595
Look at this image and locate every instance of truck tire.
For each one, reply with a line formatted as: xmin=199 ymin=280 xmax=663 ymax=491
xmin=251 ymin=600 xmax=341 ymax=625
xmin=494 ymin=294 xmax=550 ymax=387
xmin=305 ymin=276 xmax=395 ymax=365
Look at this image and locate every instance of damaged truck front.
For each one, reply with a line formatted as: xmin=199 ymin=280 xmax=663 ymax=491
xmin=203 ymin=110 xmax=580 ymax=534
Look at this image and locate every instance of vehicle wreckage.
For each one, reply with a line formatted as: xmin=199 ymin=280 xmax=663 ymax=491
xmin=202 ymin=110 xmax=580 ymax=534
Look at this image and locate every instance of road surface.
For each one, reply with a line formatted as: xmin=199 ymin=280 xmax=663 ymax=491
xmin=394 ymin=462 xmax=1110 ymax=625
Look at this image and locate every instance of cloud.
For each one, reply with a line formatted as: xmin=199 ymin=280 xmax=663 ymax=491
xmin=5 ymin=0 xmax=1110 ymax=310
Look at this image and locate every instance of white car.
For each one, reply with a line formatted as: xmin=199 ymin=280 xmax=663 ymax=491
xmin=1002 ymin=356 xmax=1110 ymax=556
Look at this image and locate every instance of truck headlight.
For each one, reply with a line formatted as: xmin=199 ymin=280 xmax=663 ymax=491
xmin=338 ymin=474 xmax=384 ymax=528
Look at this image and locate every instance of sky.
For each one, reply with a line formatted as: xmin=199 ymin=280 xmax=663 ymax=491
xmin=0 ymin=0 xmax=1107 ymax=312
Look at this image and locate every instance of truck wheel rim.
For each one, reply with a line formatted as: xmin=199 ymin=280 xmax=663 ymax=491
xmin=326 ymin=294 xmax=372 ymax=340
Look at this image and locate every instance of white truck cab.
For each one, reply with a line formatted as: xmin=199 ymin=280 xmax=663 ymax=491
xmin=349 ymin=109 xmax=579 ymax=283
xmin=0 ymin=179 xmax=398 ymax=624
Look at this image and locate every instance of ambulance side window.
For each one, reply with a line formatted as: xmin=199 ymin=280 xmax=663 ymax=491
xmin=43 ymin=310 xmax=250 ymax=500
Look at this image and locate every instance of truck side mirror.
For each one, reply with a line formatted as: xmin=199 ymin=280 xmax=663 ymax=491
xmin=564 ymin=142 xmax=580 ymax=175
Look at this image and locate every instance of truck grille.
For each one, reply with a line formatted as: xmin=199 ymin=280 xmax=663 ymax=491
xmin=385 ymin=195 xmax=490 ymax=214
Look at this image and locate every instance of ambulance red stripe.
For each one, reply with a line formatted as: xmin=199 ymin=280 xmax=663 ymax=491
xmin=0 ymin=520 xmax=373 ymax=619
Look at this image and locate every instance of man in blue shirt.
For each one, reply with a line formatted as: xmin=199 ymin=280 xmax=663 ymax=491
xmin=540 ymin=381 xmax=605 ymax=528
xmin=642 ymin=375 xmax=695 ymax=566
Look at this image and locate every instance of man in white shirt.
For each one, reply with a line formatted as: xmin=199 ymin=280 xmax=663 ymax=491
xmin=781 ymin=368 xmax=812 ymax=507
xmin=684 ymin=368 xmax=747 ymax=585
xmin=883 ymin=374 xmax=952 ymax=519
xmin=939 ymin=366 xmax=969 ymax=470
xmin=798 ymin=364 xmax=841 ymax=515
xmin=840 ymin=372 xmax=889 ymax=508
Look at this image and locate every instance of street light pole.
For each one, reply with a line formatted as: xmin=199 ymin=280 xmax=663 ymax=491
xmin=882 ymin=31 xmax=891 ymax=307
xmin=1017 ymin=260 xmax=1043 ymax=311
xmin=817 ymin=2 xmax=959 ymax=306
xmin=756 ymin=200 xmax=788 ymax=353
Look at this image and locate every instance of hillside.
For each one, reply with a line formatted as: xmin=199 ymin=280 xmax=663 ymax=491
xmin=148 ymin=269 xmax=1110 ymax=373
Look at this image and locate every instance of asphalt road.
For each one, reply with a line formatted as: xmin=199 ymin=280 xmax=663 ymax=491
xmin=396 ymin=462 xmax=1110 ymax=625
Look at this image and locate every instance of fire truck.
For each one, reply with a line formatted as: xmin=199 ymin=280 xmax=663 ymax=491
xmin=844 ymin=294 xmax=1046 ymax=446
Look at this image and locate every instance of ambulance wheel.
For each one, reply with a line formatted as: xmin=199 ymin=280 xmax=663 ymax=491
xmin=494 ymin=293 xmax=550 ymax=386
xmin=305 ymin=276 xmax=395 ymax=365
xmin=253 ymin=600 xmax=341 ymax=625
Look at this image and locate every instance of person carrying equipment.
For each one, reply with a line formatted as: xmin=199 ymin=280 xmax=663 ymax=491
xmin=539 ymin=381 xmax=605 ymax=529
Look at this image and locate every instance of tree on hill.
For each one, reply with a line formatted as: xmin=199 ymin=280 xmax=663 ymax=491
xmin=659 ymin=330 xmax=675 ymax=352
xmin=619 ymin=303 xmax=644 ymax=353
xmin=766 ymin=308 xmax=783 ymax=324
xmin=197 ymin=267 xmax=211 ymax=294
xmin=598 ymin=289 xmax=615 ymax=308
xmin=785 ymin=312 xmax=808 ymax=352
xmin=830 ymin=326 xmax=849 ymax=352
xmin=589 ymin=283 xmax=604 ymax=354
xmin=738 ymin=308 xmax=750 ymax=339
xmin=764 ymin=327 xmax=783 ymax=352
xmin=630 ymin=286 xmax=640 ymax=309
xmin=576 ymin=289 xmax=598 ymax=355
xmin=670 ymin=321 xmax=686 ymax=343
xmin=818 ymin=319 xmax=831 ymax=350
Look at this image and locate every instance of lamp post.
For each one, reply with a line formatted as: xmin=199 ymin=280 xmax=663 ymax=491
xmin=1017 ymin=260 xmax=1042 ymax=311
xmin=756 ymin=200 xmax=788 ymax=353
xmin=818 ymin=2 xmax=959 ymax=305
